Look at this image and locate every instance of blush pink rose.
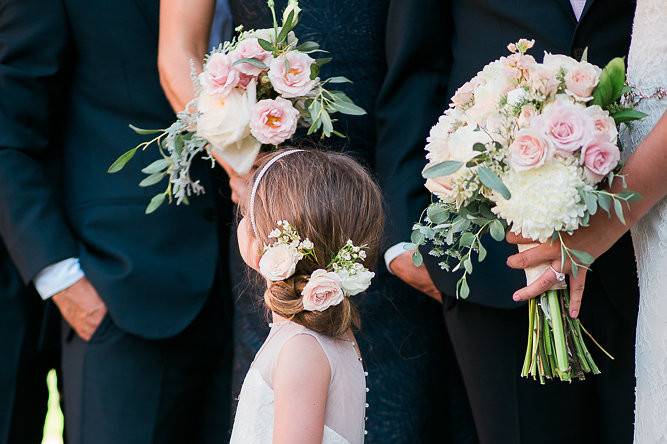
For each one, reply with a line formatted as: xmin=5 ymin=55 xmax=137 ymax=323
xmin=538 ymin=102 xmax=594 ymax=154
xmin=268 ymin=51 xmax=317 ymax=98
xmin=249 ymin=97 xmax=300 ymax=145
xmin=565 ymin=62 xmax=601 ymax=101
xmin=451 ymin=80 xmax=477 ymax=107
xmin=580 ymin=135 xmax=621 ymax=183
xmin=509 ymin=129 xmax=551 ymax=171
xmin=199 ymin=52 xmax=240 ymax=96
xmin=231 ymin=38 xmax=273 ymax=77
xmin=301 ymin=269 xmax=344 ymax=312
xmin=586 ymin=105 xmax=618 ymax=142
xmin=518 ymin=104 xmax=538 ymax=127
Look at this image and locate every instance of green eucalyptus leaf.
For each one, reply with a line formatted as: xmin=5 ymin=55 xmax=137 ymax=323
xmin=570 ymin=249 xmax=594 ymax=266
xmin=489 ymin=219 xmax=506 ymax=242
xmin=412 ymin=250 xmax=424 ymax=267
xmin=422 ymin=160 xmax=463 ymax=179
xmin=296 ymin=41 xmax=320 ymax=52
xmin=330 ymin=100 xmax=366 ymax=116
xmin=472 ymin=142 xmax=487 ymax=152
xmin=614 ymin=198 xmax=626 ymax=224
xmin=427 ymin=206 xmax=448 ymax=224
xmin=327 ymin=76 xmax=353 ymax=84
xmin=411 ymin=230 xmax=425 ymax=245
xmin=477 ymin=242 xmax=487 ymax=262
xmin=320 ymin=110 xmax=333 ymax=136
xmin=129 ymin=124 xmax=163 ymax=135
xmin=477 ymin=166 xmax=511 ymax=200
xmin=315 ymin=57 xmax=332 ymax=67
xmin=310 ymin=63 xmax=320 ymax=80
xmin=458 ymin=277 xmax=470 ymax=299
xmin=463 ymin=258 xmax=473 ymax=274
xmin=233 ymin=58 xmax=269 ymax=70
xmin=108 ymin=147 xmax=138 ymax=173
xmin=598 ymin=193 xmax=612 ymax=215
xmin=141 ymin=158 xmax=170 ymax=174
xmin=584 ymin=192 xmax=598 ymax=215
xmin=145 ymin=193 xmax=166 ymax=214
xmin=139 ymin=172 xmax=166 ymax=187
xmin=459 ymin=232 xmax=476 ymax=247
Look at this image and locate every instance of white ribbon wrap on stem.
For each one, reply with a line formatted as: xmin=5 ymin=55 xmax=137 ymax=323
xmin=517 ymin=243 xmax=567 ymax=290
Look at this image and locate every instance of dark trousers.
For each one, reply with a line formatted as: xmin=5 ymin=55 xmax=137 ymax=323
xmin=443 ymin=272 xmax=637 ymax=444
xmin=0 ymin=294 xmax=58 ymax=444
xmin=61 ymin=292 xmax=232 ymax=444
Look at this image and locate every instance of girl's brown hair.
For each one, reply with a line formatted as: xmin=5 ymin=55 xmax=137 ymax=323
xmin=243 ymin=149 xmax=384 ymax=338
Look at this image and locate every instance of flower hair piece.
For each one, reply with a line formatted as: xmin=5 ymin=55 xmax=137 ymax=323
xmin=302 ymin=240 xmax=375 ymax=312
xmin=259 ymin=221 xmax=375 ymax=313
xmin=259 ymin=220 xmax=315 ymax=282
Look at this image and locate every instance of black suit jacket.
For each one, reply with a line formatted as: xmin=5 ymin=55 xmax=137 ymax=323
xmin=0 ymin=0 xmax=221 ymax=338
xmin=376 ymin=0 xmax=639 ymax=313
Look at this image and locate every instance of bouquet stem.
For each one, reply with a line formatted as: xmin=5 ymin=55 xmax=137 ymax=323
xmin=520 ymin=288 xmax=610 ymax=383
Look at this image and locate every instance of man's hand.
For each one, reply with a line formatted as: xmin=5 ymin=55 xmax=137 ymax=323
xmin=52 ymin=277 xmax=107 ymax=341
xmin=389 ymin=251 xmax=443 ymax=302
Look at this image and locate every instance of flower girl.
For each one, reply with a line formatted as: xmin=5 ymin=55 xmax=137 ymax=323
xmin=230 ymin=149 xmax=384 ymax=444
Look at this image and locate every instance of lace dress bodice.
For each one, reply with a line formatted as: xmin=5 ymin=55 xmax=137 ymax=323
xmin=230 ymin=321 xmax=368 ymax=444
xmin=620 ymin=0 xmax=667 ymax=442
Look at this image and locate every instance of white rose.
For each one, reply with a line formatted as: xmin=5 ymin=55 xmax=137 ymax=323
xmin=259 ymin=243 xmax=302 ymax=281
xmin=196 ymin=82 xmax=261 ymax=174
xmin=337 ymin=269 xmax=375 ymax=296
xmin=542 ymin=52 xmax=578 ymax=76
xmin=468 ymin=60 xmax=514 ymax=124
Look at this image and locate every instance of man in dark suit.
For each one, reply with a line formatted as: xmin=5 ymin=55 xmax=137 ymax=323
xmin=0 ymin=246 xmax=59 ymax=444
xmin=376 ymin=1 xmax=639 ymax=443
xmin=0 ymin=0 xmax=232 ymax=442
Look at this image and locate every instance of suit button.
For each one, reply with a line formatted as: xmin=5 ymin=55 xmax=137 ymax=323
xmin=572 ymin=47 xmax=584 ymax=61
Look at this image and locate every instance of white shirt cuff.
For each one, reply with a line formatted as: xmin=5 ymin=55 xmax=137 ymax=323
xmin=34 ymin=258 xmax=85 ymax=300
xmin=384 ymin=242 xmax=412 ymax=274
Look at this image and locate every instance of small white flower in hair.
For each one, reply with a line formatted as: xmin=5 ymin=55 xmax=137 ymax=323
xmin=337 ymin=268 xmax=375 ymax=296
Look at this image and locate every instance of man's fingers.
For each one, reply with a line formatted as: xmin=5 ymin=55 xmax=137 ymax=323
xmin=512 ymin=268 xmax=559 ymax=301
xmin=568 ymin=269 xmax=587 ymax=319
xmin=507 ymin=243 xmax=558 ymax=270
xmin=505 ymin=232 xmax=535 ymax=245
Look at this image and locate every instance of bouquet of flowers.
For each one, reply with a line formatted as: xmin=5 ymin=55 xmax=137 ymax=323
xmin=108 ymin=0 xmax=365 ymax=214
xmin=410 ymin=39 xmax=645 ymax=383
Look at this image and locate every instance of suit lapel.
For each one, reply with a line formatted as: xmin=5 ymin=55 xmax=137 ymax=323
xmin=578 ymin=0 xmax=596 ymax=23
xmin=552 ymin=0 xmax=578 ymax=23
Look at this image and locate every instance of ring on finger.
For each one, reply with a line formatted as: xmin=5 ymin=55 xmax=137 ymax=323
xmin=549 ymin=265 xmax=566 ymax=282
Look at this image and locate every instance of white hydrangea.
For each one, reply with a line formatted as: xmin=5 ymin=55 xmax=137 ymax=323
xmin=491 ymin=160 xmax=588 ymax=242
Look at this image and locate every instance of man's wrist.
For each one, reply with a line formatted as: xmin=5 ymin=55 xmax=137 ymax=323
xmin=384 ymin=242 xmax=413 ymax=274
xmin=34 ymin=258 xmax=85 ymax=300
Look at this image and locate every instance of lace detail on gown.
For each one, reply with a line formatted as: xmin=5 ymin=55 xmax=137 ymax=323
xmin=620 ymin=0 xmax=667 ymax=442
xmin=230 ymin=322 xmax=367 ymax=444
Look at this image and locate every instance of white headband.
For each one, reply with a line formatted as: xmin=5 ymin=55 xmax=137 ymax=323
xmin=249 ymin=149 xmax=304 ymax=237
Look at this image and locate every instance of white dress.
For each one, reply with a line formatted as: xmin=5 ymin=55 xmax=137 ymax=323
xmin=622 ymin=0 xmax=667 ymax=442
xmin=230 ymin=321 xmax=368 ymax=444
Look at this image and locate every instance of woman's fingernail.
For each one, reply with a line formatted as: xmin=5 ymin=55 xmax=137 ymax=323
xmin=570 ymin=310 xmax=578 ymax=318
xmin=513 ymin=293 xmax=520 ymax=301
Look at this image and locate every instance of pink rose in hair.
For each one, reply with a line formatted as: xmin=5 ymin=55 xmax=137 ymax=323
xmin=537 ymin=101 xmax=594 ymax=154
xmin=580 ymin=135 xmax=621 ymax=183
xmin=565 ymin=61 xmax=601 ymax=101
xmin=301 ymin=269 xmax=345 ymax=312
xmin=250 ymin=97 xmax=300 ymax=145
xmin=509 ymin=129 xmax=551 ymax=171
xmin=268 ymin=51 xmax=317 ymax=98
xmin=199 ymin=52 xmax=240 ymax=96
xmin=231 ymin=38 xmax=273 ymax=77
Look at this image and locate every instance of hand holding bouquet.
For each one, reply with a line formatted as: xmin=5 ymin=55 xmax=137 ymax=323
xmin=411 ymin=39 xmax=645 ymax=383
xmin=108 ymin=0 xmax=365 ymax=214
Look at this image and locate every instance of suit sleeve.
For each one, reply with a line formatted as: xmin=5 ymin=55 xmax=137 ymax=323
xmin=375 ymin=0 xmax=452 ymax=248
xmin=0 ymin=0 xmax=79 ymax=283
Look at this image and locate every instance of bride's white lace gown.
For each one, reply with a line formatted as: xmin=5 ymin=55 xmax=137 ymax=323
xmin=622 ymin=0 xmax=667 ymax=441
xmin=230 ymin=321 xmax=367 ymax=444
